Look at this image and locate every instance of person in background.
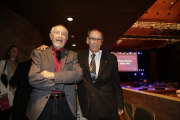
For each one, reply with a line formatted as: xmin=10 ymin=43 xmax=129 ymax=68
xmin=0 ymin=45 xmax=19 ymax=120
xmin=77 ymin=29 xmax=124 ymax=120
xmin=9 ymin=50 xmax=34 ymax=120
xmin=27 ymin=25 xmax=83 ymax=120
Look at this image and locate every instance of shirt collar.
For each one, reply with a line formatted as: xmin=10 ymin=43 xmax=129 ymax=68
xmin=89 ymin=49 xmax=101 ymax=58
xmin=52 ymin=45 xmax=63 ymax=53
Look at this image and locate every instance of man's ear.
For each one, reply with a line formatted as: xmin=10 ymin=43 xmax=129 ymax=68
xmin=86 ymin=37 xmax=89 ymax=44
xmin=49 ymin=33 xmax=52 ymax=40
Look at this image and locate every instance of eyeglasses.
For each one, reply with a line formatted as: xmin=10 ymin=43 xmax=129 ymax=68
xmin=88 ymin=38 xmax=103 ymax=41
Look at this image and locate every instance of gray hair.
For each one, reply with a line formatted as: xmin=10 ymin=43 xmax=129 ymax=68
xmin=50 ymin=25 xmax=68 ymax=35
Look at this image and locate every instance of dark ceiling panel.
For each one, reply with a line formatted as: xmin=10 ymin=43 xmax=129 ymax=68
xmin=1 ymin=0 xmax=156 ymax=51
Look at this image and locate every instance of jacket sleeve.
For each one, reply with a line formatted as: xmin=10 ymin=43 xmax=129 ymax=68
xmin=54 ymin=51 xmax=83 ymax=84
xmin=111 ymin=56 xmax=124 ymax=110
xmin=28 ymin=50 xmax=62 ymax=91
xmin=0 ymin=60 xmax=8 ymax=95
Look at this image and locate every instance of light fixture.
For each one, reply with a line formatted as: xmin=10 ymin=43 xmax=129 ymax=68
xmin=117 ymin=40 xmax=123 ymax=45
xmin=71 ymin=35 xmax=74 ymax=38
xmin=72 ymin=44 xmax=76 ymax=46
xmin=67 ymin=17 xmax=73 ymax=21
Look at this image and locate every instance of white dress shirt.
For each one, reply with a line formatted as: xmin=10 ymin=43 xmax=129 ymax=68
xmin=88 ymin=49 xmax=102 ymax=79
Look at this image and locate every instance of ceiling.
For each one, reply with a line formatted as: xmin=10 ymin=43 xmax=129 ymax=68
xmin=111 ymin=0 xmax=180 ymax=50
xmin=1 ymin=0 xmax=180 ymax=51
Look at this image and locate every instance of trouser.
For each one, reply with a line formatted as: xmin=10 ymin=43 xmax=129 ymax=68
xmin=86 ymin=100 xmax=120 ymax=120
xmin=38 ymin=96 xmax=75 ymax=120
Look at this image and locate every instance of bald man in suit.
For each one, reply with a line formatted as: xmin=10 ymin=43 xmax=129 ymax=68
xmin=77 ymin=29 xmax=124 ymax=120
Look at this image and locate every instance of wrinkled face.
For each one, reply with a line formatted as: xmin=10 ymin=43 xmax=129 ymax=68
xmin=8 ymin=47 xmax=18 ymax=58
xmin=49 ymin=26 xmax=68 ymax=49
xmin=86 ymin=30 xmax=103 ymax=53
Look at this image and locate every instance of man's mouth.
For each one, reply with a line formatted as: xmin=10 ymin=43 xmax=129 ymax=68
xmin=56 ymin=40 xmax=62 ymax=42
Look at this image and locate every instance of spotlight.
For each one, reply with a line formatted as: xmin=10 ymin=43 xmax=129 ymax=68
xmin=67 ymin=17 xmax=73 ymax=21
xmin=72 ymin=44 xmax=76 ymax=46
xmin=138 ymin=52 xmax=140 ymax=55
xmin=119 ymin=52 xmax=121 ymax=54
xmin=141 ymin=73 xmax=144 ymax=75
xmin=134 ymin=73 xmax=137 ymax=76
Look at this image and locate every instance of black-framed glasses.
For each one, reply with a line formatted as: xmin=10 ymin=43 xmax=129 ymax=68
xmin=89 ymin=38 xmax=102 ymax=41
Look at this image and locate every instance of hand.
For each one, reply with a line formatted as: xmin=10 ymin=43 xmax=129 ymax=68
xmin=37 ymin=45 xmax=49 ymax=50
xmin=118 ymin=109 xmax=124 ymax=115
xmin=2 ymin=93 xmax=8 ymax=100
xmin=41 ymin=70 xmax=54 ymax=79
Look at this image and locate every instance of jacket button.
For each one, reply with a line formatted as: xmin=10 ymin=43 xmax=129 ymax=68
xmin=46 ymin=96 xmax=48 ymax=99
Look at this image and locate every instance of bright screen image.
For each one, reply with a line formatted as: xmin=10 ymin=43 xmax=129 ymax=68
xmin=112 ymin=52 xmax=138 ymax=72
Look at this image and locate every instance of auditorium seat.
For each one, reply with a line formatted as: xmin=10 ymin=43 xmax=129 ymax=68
xmin=120 ymin=105 xmax=133 ymax=120
xmin=134 ymin=107 xmax=155 ymax=120
xmin=124 ymin=101 xmax=134 ymax=116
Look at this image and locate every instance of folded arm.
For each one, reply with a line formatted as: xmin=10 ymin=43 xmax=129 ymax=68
xmin=29 ymin=50 xmax=61 ymax=91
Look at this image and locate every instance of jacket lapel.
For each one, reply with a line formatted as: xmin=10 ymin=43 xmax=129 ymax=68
xmin=61 ymin=48 xmax=69 ymax=71
xmin=46 ymin=46 xmax=55 ymax=72
xmin=83 ymin=49 xmax=90 ymax=73
xmin=83 ymin=49 xmax=93 ymax=82
xmin=97 ymin=50 xmax=107 ymax=79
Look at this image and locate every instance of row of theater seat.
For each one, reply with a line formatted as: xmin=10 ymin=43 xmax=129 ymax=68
xmin=120 ymin=101 xmax=155 ymax=120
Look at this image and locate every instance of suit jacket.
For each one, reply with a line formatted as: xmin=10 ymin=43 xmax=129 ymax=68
xmin=27 ymin=46 xmax=83 ymax=120
xmin=77 ymin=49 xmax=124 ymax=118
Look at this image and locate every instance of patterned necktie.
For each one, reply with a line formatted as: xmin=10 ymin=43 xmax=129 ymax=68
xmin=90 ymin=54 xmax=96 ymax=81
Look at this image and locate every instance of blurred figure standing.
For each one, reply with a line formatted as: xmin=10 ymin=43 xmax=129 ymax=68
xmin=0 ymin=45 xmax=19 ymax=120
xmin=9 ymin=50 xmax=34 ymax=120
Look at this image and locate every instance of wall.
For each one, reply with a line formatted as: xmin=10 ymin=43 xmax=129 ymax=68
xmin=0 ymin=5 xmax=43 ymax=62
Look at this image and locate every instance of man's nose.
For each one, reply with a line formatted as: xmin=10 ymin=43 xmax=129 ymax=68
xmin=58 ymin=33 xmax=62 ymax=37
xmin=94 ymin=39 xmax=98 ymax=43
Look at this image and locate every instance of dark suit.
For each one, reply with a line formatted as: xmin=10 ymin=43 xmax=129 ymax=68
xmin=77 ymin=49 xmax=124 ymax=119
